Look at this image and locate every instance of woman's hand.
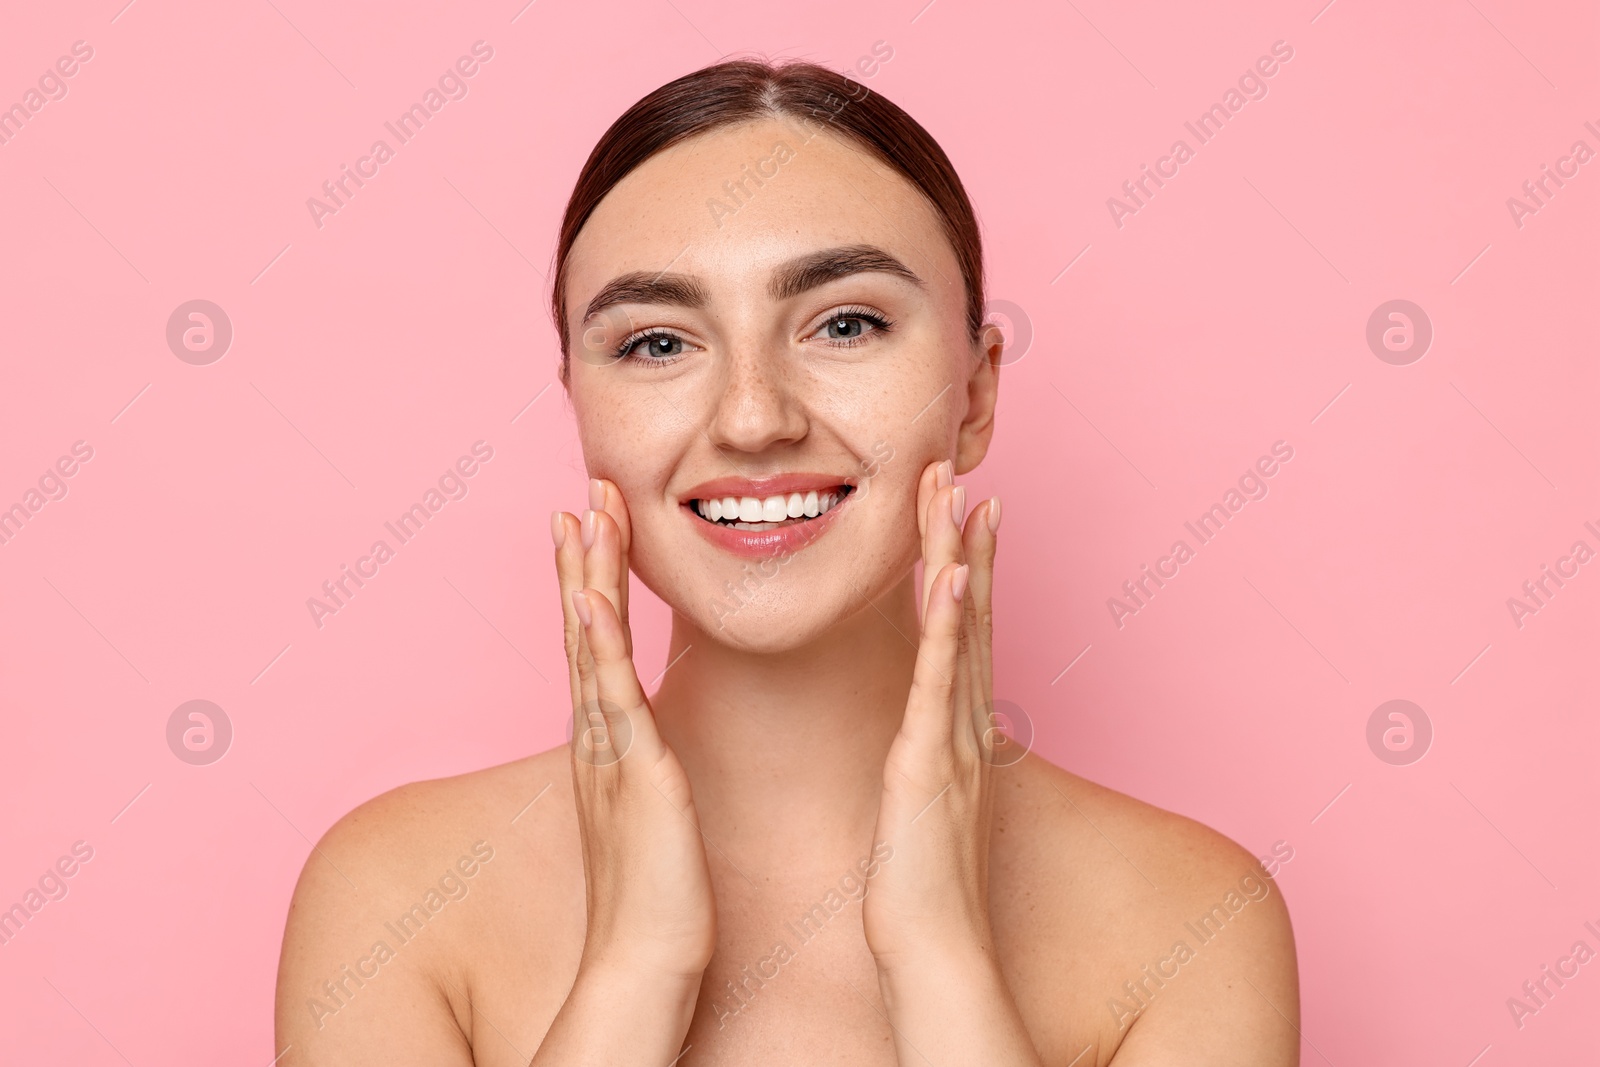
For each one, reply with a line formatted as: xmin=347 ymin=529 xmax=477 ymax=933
xmin=533 ymin=479 xmax=715 ymax=1065
xmin=862 ymin=458 xmax=1000 ymax=964
xmin=862 ymin=460 xmax=1043 ymax=1064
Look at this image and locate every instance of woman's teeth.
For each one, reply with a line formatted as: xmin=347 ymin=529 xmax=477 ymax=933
xmin=693 ymin=489 xmax=847 ymax=528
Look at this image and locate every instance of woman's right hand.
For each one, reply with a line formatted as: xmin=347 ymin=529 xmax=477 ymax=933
xmin=550 ymin=478 xmax=716 ymax=1010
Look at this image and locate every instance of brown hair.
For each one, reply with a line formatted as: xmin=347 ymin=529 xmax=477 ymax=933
xmin=550 ymin=58 xmax=986 ymax=376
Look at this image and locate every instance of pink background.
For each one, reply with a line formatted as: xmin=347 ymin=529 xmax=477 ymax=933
xmin=2 ymin=0 xmax=1595 ymax=1062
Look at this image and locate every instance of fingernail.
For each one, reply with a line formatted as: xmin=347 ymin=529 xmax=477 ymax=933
xmin=936 ymin=461 xmax=954 ymax=489
xmin=550 ymin=511 xmax=566 ymax=549
xmin=950 ymin=485 xmax=966 ymax=525
xmin=951 ymin=564 xmax=970 ymax=602
xmin=588 ymin=478 xmax=606 ymax=511
xmin=986 ymin=496 xmax=1002 ymax=534
xmin=581 ymin=509 xmax=597 ymax=549
xmin=571 ymin=590 xmax=593 ymax=627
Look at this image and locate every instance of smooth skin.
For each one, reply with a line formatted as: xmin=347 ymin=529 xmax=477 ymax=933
xmin=274 ymin=114 xmax=1299 ymax=1065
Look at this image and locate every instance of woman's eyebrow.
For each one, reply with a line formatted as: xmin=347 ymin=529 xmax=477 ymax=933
xmin=582 ymin=244 xmax=924 ymax=323
xmin=768 ymin=244 xmax=925 ymax=300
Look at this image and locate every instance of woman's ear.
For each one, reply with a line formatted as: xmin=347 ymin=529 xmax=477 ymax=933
xmin=954 ymin=323 xmax=1003 ymax=474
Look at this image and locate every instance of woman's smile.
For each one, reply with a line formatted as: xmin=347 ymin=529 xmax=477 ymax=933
xmin=679 ymin=474 xmax=856 ymax=559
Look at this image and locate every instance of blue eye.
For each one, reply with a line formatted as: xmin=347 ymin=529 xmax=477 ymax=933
xmin=814 ymin=306 xmax=893 ymax=346
xmin=615 ymin=331 xmax=687 ymax=362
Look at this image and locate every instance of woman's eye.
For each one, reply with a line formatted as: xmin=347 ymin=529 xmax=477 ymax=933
xmin=815 ymin=313 xmax=888 ymax=343
xmin=623 ymin=334 xmax=685 ymax=359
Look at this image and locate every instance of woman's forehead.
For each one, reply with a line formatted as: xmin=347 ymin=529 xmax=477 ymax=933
xmin=563 ymin=118 xmax=957 ymax=312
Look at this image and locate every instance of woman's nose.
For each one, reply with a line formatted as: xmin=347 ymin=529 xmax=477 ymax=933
xmin=704 ymin=344 xmax=808 ymax=454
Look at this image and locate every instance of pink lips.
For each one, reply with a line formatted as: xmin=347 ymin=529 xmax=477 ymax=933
xmin=680 ymin=473 xmax=854 ymax=560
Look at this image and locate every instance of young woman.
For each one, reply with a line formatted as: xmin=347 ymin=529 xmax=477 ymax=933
xmin=275 ymin=59 xmax=1299 ymax=1065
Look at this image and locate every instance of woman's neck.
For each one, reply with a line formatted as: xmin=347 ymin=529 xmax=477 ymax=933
xmin=649 ymin=571 xmax=921 ymax=862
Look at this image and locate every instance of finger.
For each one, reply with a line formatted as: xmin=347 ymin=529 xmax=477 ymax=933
xmin=919 ymin=476 xmax=966 ymax=629
xmin=552 ymin=510 xmax=586 ymax=703
xmin=963 ymin=497 xmax=1000 ymax=739
xmin=915 ymin=459 xmax=945 ymax=542
xmin=902 ymin=561 xmax=968 ymax=750
xmin=571 ymin=586 xmax=665 ymax=766
xmin=581 ymin=507 xmax=628 ymax=640
xmin=589 ymin=478 xmax=633 ymax=633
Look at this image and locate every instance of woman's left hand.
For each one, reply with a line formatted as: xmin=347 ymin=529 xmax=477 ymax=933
xmin=862 ymin=458 xmax=999 ymax=965
xmin=862 ymin=459 xmax=1042 ymax=1063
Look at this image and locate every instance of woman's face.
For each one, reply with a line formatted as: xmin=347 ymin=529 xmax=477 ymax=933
xmin=562 ymin=116 xmax=999 ymax=651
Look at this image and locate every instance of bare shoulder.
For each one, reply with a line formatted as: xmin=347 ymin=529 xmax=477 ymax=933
xmin=273 ymin=747 xmax=580 ymax=1067
xmin=994 ymin=755 xmax=1300 ymax=1065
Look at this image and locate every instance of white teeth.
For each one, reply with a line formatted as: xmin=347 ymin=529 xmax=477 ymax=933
xmin=696 ymin=487 xmax=848 ymax=525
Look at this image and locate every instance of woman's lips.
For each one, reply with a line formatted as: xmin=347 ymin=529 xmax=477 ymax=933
xmin=684 ymin=488 xmax=851 ymax=559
